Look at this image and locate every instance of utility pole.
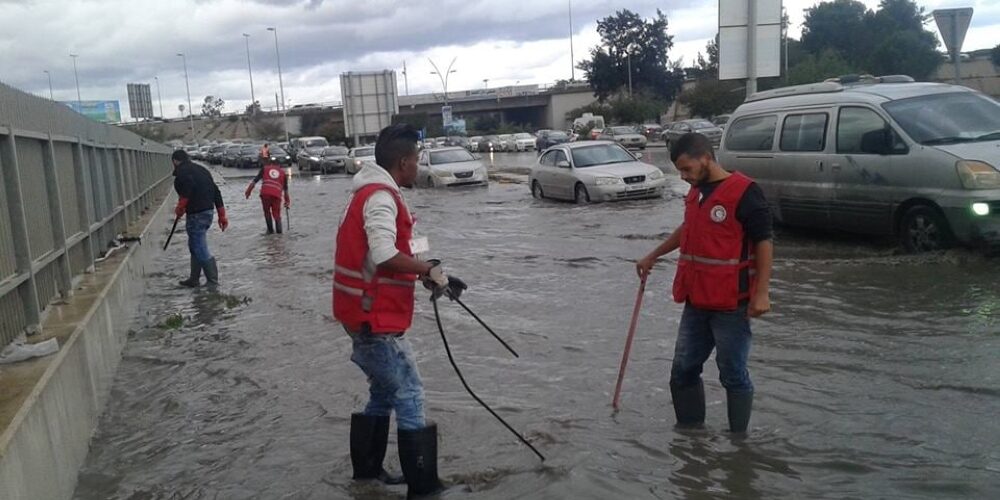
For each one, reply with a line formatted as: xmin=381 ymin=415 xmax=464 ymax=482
xmin=266 ymin=27 xmax=285 ymax=112
xmin=627 ymin=51 xmax=633 ymax=97
xmin=176 ymin=52 xmax=195 ymax=137
xmin=746 ymin=0 xmax=758 ymax=96
xmin=402 ymin=60 xmax=409 ymax=96
xmin=153 ymin=76 xmax=164 ymax=118
xmin=69 ymin=54 xmax=81 ymax=109
xmin=243 ymin=33 xmax=256 ymax=108
xmin=483 ymin=78 xmax=489 ymax=90
xmin=568 ymin=0 xmax=575 ymax=81
xmin=43 ymin=70 xmax=53 ymax=100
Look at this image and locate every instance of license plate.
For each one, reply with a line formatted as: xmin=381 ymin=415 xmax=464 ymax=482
xmin=627 ymin=184 xmax=646 ymax=191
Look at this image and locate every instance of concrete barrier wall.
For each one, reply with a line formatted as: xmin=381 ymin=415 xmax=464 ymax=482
xmin=0 ymin=189 xmax=169 ymax=500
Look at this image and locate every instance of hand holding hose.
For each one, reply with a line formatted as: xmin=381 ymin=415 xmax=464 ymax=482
xmin=422 ymin=260 xmax=467 ymax=301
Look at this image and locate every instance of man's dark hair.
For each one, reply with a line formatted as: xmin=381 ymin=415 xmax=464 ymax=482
xmin=375 ymin=124 xmax=419 ymax=170
xmin=670 ymin=132 xmax=716 ymax=163
xmin=171 ymin=149 xmax=190 ymax=163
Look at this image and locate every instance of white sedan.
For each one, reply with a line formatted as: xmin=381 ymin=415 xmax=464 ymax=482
xmin=417 ymin=147 xmax=489 ymax=188
xmin=347 ymin=146 xmax=375 ymax=174
xmin=529 ymin=141 xmax=665 ymax=203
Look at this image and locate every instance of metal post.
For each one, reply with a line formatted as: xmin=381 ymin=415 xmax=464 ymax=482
xmin=267 ymin=27 xmax=286 ymax=112
xmin=403 ymin=60 xmax=409 ymax=96
xmin=72 ymin=138 xmax=96 ymax=269
xmin=177 ymin=53 xmax=195 ymax=138
xmin=70 ymin=54 xmax=82 ymax=109
xmin=627 ymin=52 xmax=633 ymax=97
xmin=782 ymin=7 xmax=789 ymax=84
xmin=41 ymin=135 xmax=72 ymax=297
xmin=746 ymin=0 xmax=758 ymax=97
xmin=569 ymin=0 xmax=575 ymax=81
xmin=154 ymin=76 xmax=164 ymax=118
xmin=1 ymin=131 xmax=42 ymax=332
xmin=243 ymin=33 xmax=256 ymax=107
xmin=951 ymin=14 xmax=961 ymax=84
xmin=428 ymin=57 xmax=457 ymax=106
xmin=43 ymin=70 xmax=53 ymax=100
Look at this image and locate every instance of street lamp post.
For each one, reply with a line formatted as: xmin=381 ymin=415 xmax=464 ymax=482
xmin=428 ymin=57 xmax=457 ymax=105
xmin=626 ymin=51 xmax=633 ymax=97
xmin=266 ymin=27 xmax=285 ymax=112
xmin=69 ymin=54 xmax=81 ymax=109
xmin=176 ymin=52 xmax=195 ymax=138
xmin=483 ymin=78 xmax=489 ymax=90
xmin=153 ymin=76 xmax=164 ymax=118
xmin=568 ymin=0 xmax=575 ymax=81
xmin=243 ymin=33 xmax=256 ymax=109
xmin=43 ymin=70 xmax=53 ymax=100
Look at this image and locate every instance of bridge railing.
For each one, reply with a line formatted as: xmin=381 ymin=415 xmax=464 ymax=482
xmin=0 ymin=82 xmax=173 ymax=349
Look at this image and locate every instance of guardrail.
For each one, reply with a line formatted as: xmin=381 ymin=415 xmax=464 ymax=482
xmin=0 ymin=81 xmax=173 ymax=349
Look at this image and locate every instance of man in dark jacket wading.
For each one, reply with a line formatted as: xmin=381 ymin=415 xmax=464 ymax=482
xmin=172 ymin=150 xmax=228 ymax=287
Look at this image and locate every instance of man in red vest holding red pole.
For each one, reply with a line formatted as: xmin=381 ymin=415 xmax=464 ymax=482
xmin=244 ymin=160 xmax=290 ymax=234
xmin=636 ymin=132 xmax=773 ymax=434
xmin=333 ymin=124 xmax=465 ymax=498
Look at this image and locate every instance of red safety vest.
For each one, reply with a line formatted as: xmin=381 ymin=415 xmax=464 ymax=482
xmin=672 ymin=172 xmax=757 ymax=311
xmin=333 ymin=184 xmax=417 ymax=334
xmin=260 ymin=164 xmax=285 ymax=199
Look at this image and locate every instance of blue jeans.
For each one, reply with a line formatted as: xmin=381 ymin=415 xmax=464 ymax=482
xmin=185 ymin=209 xmax=214 ymax=264
xmin=670 ymin=303 xmax=754 ymax=393
xmin=349 ymin=329 xmax=426 ymax=431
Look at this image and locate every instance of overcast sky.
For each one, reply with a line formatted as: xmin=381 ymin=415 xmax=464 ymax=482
xmin=1 ymin=0 xmax=996 ymax=120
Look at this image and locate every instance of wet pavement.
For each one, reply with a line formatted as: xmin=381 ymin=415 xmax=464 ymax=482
xmin=74 ymin=149 xmax=1000 ymax=499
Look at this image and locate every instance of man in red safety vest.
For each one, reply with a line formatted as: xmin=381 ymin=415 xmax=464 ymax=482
xmin=333 ymin=123 xmax=465 ymax=498
xmin=636 ymin=132 xmax=773 ymax=434
xmin=244 ymin=160 xmax=290 ymax=234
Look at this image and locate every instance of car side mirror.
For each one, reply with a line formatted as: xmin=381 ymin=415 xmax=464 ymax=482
xmin=556 ymin=160 xmax=571 ymax=168
xmin=860 ymin=128 xmax=892 ymax=155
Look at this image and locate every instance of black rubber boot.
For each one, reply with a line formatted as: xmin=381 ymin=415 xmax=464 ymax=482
xmin=351 ymin=413 xmax=404 ymax=484
xmin=265 ymin=218 xmax=274 ymax=234
xmin=203 ymin=258 xmax=219 ymax=286
xmin=670 ymin=380 xmax=706 ymax=428
xmin=178 ymin=256 xmax=201 ymax=287
xmin=726 ymin=390 xmax=753 ymax=434
xmin=398 ymin=424 xmax=444 ymax=499
xmin=275 ymin=219 xmax=283 ymax=234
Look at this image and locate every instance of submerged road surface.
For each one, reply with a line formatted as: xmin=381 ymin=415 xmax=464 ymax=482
xmin=74 ymin=150 xmax=1000 ymax=499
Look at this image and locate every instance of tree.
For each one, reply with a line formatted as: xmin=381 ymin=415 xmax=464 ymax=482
xmin=686 ymin=35 xmax=719 ymax=80
xmin=577 ymin=9 xmax=684 ymax=101
xmin=993 ymin=44 xmax=1000 ymax=67
xmin=245 ymin=101 xmax=261 ymax=116
xmin=801 ymin=0 xmax=872 ymax=67
xmin=201 ymin=95 xmax=225 ymax=117
xmin=788 ymin=49 xmax=857 ymax=85
xmin=679 ymin=80 xmax=745 ymax=118
xmin=864 ymin=0 xmax=939 ymax=79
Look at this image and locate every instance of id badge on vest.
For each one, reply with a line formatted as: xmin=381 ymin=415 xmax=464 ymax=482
xmin=410 ymin=236 xmax=430 ymax=255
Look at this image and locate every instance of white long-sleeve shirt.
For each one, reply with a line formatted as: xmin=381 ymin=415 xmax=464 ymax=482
xmin=346 ymin=163 xmax=409 ymax=280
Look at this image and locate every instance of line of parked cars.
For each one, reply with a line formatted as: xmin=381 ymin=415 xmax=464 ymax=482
xmin=193 ymin=140 xmax=293 ymax=170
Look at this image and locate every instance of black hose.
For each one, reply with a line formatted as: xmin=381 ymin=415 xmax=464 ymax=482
xmin=448 ymin=293 xmax=518 ymax=358
xmin=432 ymin=298 xmax=545 ymax=462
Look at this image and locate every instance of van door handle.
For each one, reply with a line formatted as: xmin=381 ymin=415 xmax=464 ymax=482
xmin=818 ymin=161 xmax=824 ymax=171
xmin=832 ymin=163 xmax=842 ymax=172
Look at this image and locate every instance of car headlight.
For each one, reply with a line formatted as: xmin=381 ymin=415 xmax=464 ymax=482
xmin=956 ymin=160 xmax=1000 ymax=189
xmin=647 ymin=169 xmax=664 ymax=180
xmin=595 ymin=177 xmax=624 ymax=185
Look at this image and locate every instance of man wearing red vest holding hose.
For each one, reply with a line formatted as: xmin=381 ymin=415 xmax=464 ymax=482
xmin=244 ymin=160 xmax=290 ymax=234
xmin=333 ymin=124 xmax=465 ymax=498
xmin=636 ymin=132 xmax=773 ymax=434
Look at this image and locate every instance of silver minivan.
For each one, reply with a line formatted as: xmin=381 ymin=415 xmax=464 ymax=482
xmin=717 ymin=77 xmax=1000 ymax=251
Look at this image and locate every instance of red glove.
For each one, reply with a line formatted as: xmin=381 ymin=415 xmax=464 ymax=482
xmin=244 ymin=183 xmax=255 ymax=199
xmin=174 ymin=197 xmax=188 ymax=217
xmin=217 ymin=206 xmax=229 ymax=231
xmin=284 ymin=192 xmax=291 ymax=208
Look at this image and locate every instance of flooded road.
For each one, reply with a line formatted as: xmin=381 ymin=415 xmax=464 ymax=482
xmin=74 ymin=149 xmax=1000 ymax=499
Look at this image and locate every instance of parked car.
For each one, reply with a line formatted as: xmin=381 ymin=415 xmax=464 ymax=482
xmin=717 ymin=77 xmax=1000 ymax=252
xmin=712 ymin=114 xmax=732 ymax=131
xmin=662 ymin=119 xmax=723 ymax=149
xmin=529 ymin=141 xmax=665 ymax=203
xmin=294 ymin=136 xmax=330 ymax=169
xmin=267 ymin=146 xmax=293 ymax=166
xmin=207 ymin=144 xmax=228 ymax=164
xmin=447 ymin=136 xmax=470 ymax=149
xmin=641 ymin=123 xmax=663 ymax=139
xmin=297 ymin=146 xmax=326 ymax=171
xmin=467 ymin=136 xmax=484 ymax=152
xmin=512 ymin=132 xmax=536 ymax=152
xmin=536 ymin=130 xmax=570 ymax=151
xmin=235 ymin=145 xmax=261 ymax=169
xmin=480 ymin=135 xmax=502 ymax=153
xmin=434 ymin=137 xmax=448 ymax=148
xmin=318 ymin=146 xmax=350 ymax=173
xmin=598 ymin=126 xmax=648 ymax=149
xmin=222 ymin=144 xmax=244 ymax=167
xmin=347 ymin=146 xmax=376 ymax=174
xmin=497 ymin=134 xmax=514 ymax=152
xmin=417 ymin=147 xmax=489 ymax=188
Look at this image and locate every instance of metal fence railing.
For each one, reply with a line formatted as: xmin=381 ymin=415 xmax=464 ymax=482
xmin=0 ymin=81 xmax=173 ymax=349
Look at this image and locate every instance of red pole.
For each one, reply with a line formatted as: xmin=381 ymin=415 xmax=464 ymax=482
xmin=613 ymin=277 xmax=646 ymax=410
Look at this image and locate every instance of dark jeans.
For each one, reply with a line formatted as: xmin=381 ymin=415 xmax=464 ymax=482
xmin=185 ymin=209 xmax=214 ymax=264
xmin=348 ymin=328 xmax=426 ymax=431
xmin=670 ymin=303 xmax=754 ymax=393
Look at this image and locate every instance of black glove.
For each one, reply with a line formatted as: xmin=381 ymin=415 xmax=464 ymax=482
xmin=421 ymin=260 xmax=467 ymax=301
xmin=435 ymin=275 xmax=467 ymax=302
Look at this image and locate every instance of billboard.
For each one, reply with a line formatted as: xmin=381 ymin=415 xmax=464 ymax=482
xmin=62 ymin=100 xmax=122 ymax=123
xmin=127 ymin=83 xmax=154 ymax=119
xmin=341 ymin=70 xmax=399 ymax=142
xmin=718 ymin=0 xmax=782 ymax=80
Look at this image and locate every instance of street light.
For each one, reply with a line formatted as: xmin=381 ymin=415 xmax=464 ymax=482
xmin=266 ymin=27 xmax=285 ymax=112
xmin=242 ymin=33 xmax=256 ymax=109
xmin=625 ymin=43 xmax=638 ymax=98
xmin=483 ymin=78 xmax=489 ymax=90
xmin=43 ymin=70 xmax=53 ymax=100
xmin=176 ymin=52 xmax=195 ymax=137
xmin=568 ymin=0 xmax=575 ymax=81
xmin=69 ymin=54 xmax=81 ymax=109
xmin=153 ymin=76 xmax=164 ymax=118
xmin=428 ymin=57 xmax=457 ymax=105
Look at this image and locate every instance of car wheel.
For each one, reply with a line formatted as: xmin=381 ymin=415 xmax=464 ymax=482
xmin=899 ymin=205 xmax=953 ymax=253
xmin=574 ymin=183 xmax=590 ymax=204
xmin=531 ymin=181 xmax=544 ymax=199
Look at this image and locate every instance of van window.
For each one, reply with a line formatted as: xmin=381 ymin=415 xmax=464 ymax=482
xmin=780 ymin=113 xmax=828 ymax=152
xmin=726 ymin=115 xmax=777 ymax=151
xmin=837 ymin=107 xmax=902 ymax=154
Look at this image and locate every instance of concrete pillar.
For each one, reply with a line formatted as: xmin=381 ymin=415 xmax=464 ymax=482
xmin=1 ymin=131 xmax=42 ymax=332
xmin=41 ymin=134 xmax=73 ymax=297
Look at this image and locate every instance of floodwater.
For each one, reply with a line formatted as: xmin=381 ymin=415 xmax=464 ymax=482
xmin=74 ymin=150 xmax=1000 ymax=499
